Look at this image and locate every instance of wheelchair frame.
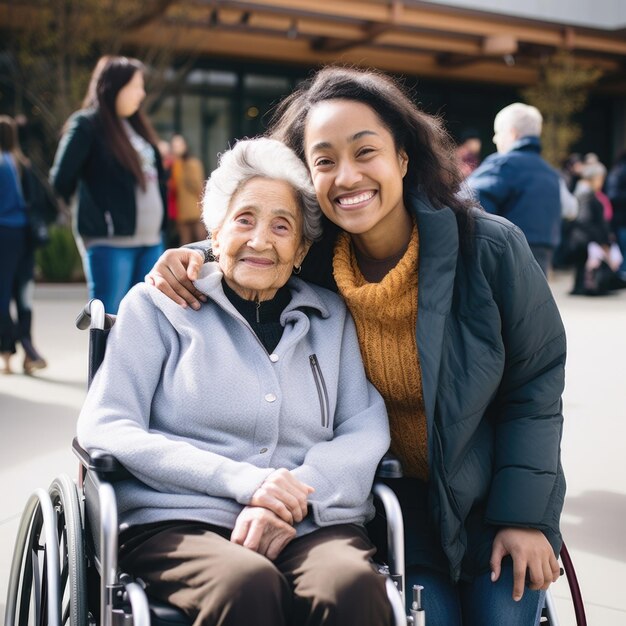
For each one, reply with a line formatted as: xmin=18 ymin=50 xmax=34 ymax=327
xmin=5 ymin=299 xmax=587 ymax=626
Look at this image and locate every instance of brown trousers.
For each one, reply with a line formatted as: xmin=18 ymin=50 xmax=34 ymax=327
xmin=119 ymin=521 xmax=392 ymax=626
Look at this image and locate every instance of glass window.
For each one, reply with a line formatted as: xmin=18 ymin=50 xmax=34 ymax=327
xmin=180 ymin=94 xmax=203 ymax=162
xmin=244 ymin=74 xmax=290 ymax=91
xmin=149 ymin=95 xmax=177 ymax=141
xmin=204 ymin=96 xmax=232 ymax=172
xmin=186 ymin=69 xmax=237 ymax=87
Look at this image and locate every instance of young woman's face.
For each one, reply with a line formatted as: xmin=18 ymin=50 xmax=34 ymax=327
xmin=212 ymin=177 xmax=310 ymax=301
xmin=303 ymin=99 xmax=408 ymax=237
xmin=115 ymin=71 xmax=146 ymax=118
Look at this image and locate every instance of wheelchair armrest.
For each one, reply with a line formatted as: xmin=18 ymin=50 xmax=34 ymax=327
xmin=72 ymin=437 xmax=133 ymax=482
xmin=376 ymin=453 xmax=404 ymax=479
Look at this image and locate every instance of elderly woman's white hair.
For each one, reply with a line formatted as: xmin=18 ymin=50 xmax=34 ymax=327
xmin=202 ymin=137 xmax=322 ymax=242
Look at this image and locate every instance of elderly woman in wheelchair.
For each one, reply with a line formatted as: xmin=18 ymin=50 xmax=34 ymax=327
xmin=75 ymin=137 xmax=393 ymax=626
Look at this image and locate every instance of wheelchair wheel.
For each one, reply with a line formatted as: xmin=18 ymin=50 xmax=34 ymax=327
xmin=50 ymin=474 xmax=88 ymax=625
xmin=4 ymin=475 xmax=87 ymax=626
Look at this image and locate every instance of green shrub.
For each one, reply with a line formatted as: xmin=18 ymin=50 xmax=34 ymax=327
xmin=35 ymin=225 xmax=84 ymax=282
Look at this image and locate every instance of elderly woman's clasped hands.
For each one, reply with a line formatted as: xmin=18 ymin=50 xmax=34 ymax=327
xmin=234 ymin=469 xmax=315 ymax=559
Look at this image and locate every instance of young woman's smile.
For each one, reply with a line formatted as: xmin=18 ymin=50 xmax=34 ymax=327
xmin=304 ymin=99 xmax=411 ymax=258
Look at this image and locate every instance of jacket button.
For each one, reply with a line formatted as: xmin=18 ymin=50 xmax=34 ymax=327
xmin=269 ymin=353 xmax=279 ymax=362
xmin=259 ymin=447 xmax=268 ymax=454
xmin=264 ymin=393 xmax=277 ymax=402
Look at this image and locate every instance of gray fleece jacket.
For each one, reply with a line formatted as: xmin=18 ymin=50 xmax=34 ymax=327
xmin=77 ymin=263 xmax=390 ymax=536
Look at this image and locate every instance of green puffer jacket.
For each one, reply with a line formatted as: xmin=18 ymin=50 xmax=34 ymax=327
xmin=409 ymin=192 xmax=565 ymax=581
xmin=300 ymin=190 xmax=566 ymax=581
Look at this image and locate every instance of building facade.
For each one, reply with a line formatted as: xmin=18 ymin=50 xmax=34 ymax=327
xmin=2 ymin=0 xmax=625 ymax=171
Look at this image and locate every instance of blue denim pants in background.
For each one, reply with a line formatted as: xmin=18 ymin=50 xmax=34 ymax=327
xmin=406 ymin=562 xmax=545 ymax=626
xmin=84 ymin=243 xmax=165 ymax=314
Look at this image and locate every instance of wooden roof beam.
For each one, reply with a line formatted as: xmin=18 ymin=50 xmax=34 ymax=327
xmin=311 ymin=21 xmax=390 ymax=53
xmin=437 ymin=33 xmax=518 ymax=68
xmin=200 ymin=0 xmax=626 ymax=55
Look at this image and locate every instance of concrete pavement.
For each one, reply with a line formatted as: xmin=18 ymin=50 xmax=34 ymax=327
xmin=1 ymin=273 xmax=625 ymax=624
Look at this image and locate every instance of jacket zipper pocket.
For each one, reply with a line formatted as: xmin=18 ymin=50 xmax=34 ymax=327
xmin=104 ymin=211 xmax=114 ymax=237
xmin=309 ymin=354 xmax=330 ymax=428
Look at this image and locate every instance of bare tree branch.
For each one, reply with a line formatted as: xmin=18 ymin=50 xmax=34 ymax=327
xmin=119 ymin=0 xmax=177 ymax=31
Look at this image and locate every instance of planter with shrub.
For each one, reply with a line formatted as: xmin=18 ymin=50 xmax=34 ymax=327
xmin=35 ymin=224 xmax=84 ymax=283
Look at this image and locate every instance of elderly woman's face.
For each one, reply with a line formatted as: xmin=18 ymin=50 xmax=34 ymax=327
xmin=212 ymin=177 xmax=310 ymax=301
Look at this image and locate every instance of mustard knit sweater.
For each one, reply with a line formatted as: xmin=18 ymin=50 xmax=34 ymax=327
xmin=333 ymin=226 xmax=428 ymax=480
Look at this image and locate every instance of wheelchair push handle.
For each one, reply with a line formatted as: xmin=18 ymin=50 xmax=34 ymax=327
xmin=75 ymin=299 xmax=115 ymax=331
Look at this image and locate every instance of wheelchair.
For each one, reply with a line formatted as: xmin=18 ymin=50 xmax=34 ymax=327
xmin=5 ymin=299 xmax=587 ymax=626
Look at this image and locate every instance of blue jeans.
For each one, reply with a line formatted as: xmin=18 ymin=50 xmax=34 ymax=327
xmin=406 ymin=563 xmax=545 ymax=626
xmin=84 ymin=243 xmax=164 ymax=314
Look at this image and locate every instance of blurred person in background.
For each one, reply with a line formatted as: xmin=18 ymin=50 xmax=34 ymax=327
xmin=561 ymin=152 xmax=583 ymax=193
xmin=157 ymin=138 xmax=180 ymax=247
xmin=170 ymin=134 xmax=207 ymax=246
xmin=455 ymin=129 xmax=482 ymax=178
xmin=50 ymin=55 xmax=167 ymax=314
xmin=569 ymin=159 xmax=620 ymax=295
xmin=467 ymin=103 xmax=576 ymax=276
xmin=582 ymin=153 xmax=613 ymax=223
xmin=606 ymin=150 xmax=626 ymax=281
xmin=0 ymin=115 xmax=47 ymax=375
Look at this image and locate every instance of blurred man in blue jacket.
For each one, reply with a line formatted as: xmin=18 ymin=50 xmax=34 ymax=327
xmin=467 ymin=103 xmax=575 ymax=275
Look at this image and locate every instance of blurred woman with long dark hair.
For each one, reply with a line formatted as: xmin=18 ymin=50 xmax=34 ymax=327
xmin=51 ymin=55 xmax=167 ymax=313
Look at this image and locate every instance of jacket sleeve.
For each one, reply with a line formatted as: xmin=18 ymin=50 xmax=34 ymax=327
xmin=486 ymin=225 xmax=566 ymax=552
xmin=290 ymin=310 xmax=390 ymax=526
xmin=467 ymin=158 xmax=512 ymax=215
xmin=76 ymin=285 xmax=274 ymax=504
xmin=49 ymin=112 xmax=95 ymax=202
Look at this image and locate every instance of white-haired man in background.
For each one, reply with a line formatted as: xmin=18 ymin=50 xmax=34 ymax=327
xmin=468 ymin=102 xmax=577 ymax=275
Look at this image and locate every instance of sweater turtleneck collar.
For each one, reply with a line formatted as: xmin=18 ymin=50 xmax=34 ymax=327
xmin=332 ymin=222 xmax=419 ymax=322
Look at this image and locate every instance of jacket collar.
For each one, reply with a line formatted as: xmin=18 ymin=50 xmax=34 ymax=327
xmin=194 ymin=262 xmax=331 ymax=321
xmin=406 ymin=190 xmax=459 ymax=426
xmin=510 ymin=135 xmax=542 ymax=154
